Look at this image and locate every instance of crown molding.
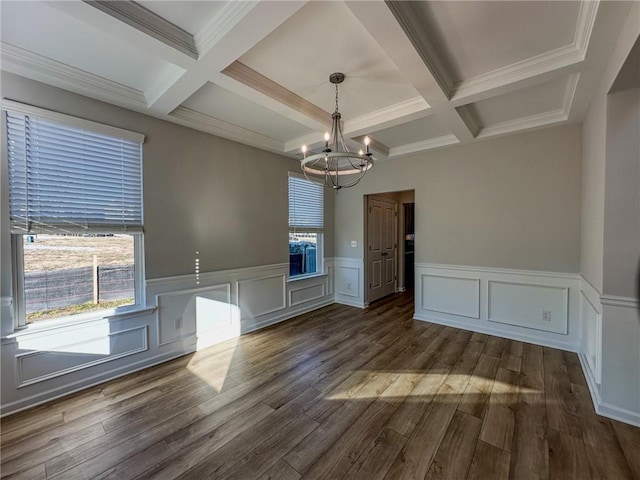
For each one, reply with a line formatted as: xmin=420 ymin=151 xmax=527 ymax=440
xmin=83 ymin=0 xmax=198 ymax=59
xmin=574 ymin=0 xmax=600 ymax=57
xmin=452 ymin=45 xmax=580 ymax=105
xmin=344 ymin=97 xmax=431 ymax=136
xmin=388 ymin=134 xmax=459 ymax=159
xmin=451 ymin=1 xmax=598 ymax=106
xmin=562 ymin=72 xmax=580 ymax=116
xmin=385 ymin=1 xmax=454 ymax=98
xmin=476 ymin=109 xmax=568 ymax=140
xmin=0 ymin=42 xmax=148 ymax=109
xmin=474 ymin=72 xmax=579 ymax=140
xmin=223 ymin=61 xmax=330 ymax=130
xmin=194 ymin=1 xmax=258 ymax=55
xmin=169 ymin=106 xmax=283 ymax=154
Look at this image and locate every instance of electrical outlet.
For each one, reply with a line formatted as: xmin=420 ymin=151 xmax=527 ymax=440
xmin=174 ymin=317 xmax=183 ymax=329
xmin=542 ymin=311 xmax=552 ymax=322
xmin=350 ymin=241 xmax=357 ymax=248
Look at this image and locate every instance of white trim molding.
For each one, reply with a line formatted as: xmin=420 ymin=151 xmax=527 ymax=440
xmin=577 ymin=276 xmax=640 ymax=427
xmin=334 ymin=257 xmax=366 ymax=308
xmin=168 ymin=106 xmax=283 ymax=155
xmin=2 ymin=261 xmax=336 ymax=417
xmin=0 ymin=42 xmax=148 ymax=109
xmin=413 ymin=263 xmax=581 ymax=351
xmin=85 ymin=1 xmax=199 ymax=59
xmin=600 ymin=294 xmax=640 ymax=308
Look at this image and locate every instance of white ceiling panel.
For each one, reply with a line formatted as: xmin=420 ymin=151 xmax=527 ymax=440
xmin=412 ymin=1 xmax=581 ymax=82
xmin=136 ymin=1 xmax=226 ymax=37
xmin=462 ymin=76 xmax=571 ymax=127
xmin=371 ymin=115 xmax=450 ymax=148
xmin=0 ymin=0 xmax=631 ymax=158
xmin=0 ymin=1 xmax=175 ymax=93
xmin=237 ymin=1 xmax=419 ymax=118
xmin=182 ymin=82 xmax=314 ymax=142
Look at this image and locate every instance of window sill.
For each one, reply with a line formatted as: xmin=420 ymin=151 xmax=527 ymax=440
xmin=287 ymin=272 xmax=328 ymax=283
xmin=2 ymin=304 xmax=157 ymax=343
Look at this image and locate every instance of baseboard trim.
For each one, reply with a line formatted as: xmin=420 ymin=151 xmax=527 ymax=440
xmin=0 ymin=348 xmax=194 ymax=418
xmin=335 ymin=297 xmax=366 ymax=309
xmin=413 ymin=312 xmax=577 ymax=352
xmin=242 ymin=298 xmax=335 ymax=335
xmin=577 ymin=351 xmax=640 ymax=427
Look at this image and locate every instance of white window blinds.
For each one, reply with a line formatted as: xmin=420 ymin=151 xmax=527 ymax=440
xmin=6 ymin=103 xmax=144 ymax=234
xmin=288 ymin=173 xmax=323 ymax=231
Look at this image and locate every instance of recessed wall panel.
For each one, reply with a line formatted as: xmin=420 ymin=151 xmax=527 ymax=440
xmin=488 ymin=281 xmax=568 ymax=334
xmin=421 ymin=274 xmax=480 ymax=318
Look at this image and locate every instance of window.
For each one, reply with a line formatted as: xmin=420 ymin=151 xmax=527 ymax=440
xmin=288 ymin=173 xmax=323 ymax=278
xmin=5 ymin=100 xmax=145 ymax=326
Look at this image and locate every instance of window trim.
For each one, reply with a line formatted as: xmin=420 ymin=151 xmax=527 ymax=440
xmin=287 ymin=231 xmax=324 ymax=281
xmin=288 ymin=172 xmax=325 ymax=280
xmin=2 ymin=99 xmax=145 ymax=143
xmin=3 ymin=100 xmax=146 ymax=331
xmin=11 ymin=233 xmax=145 ymax=330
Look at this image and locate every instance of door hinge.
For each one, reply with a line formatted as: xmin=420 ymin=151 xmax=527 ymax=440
xmin=395 ymin=275 xmax=397 ymax=280
xmin=395 ymin=211 xmax=398 ymax=217
xmin=369 ymin=283 xmax=372 ymax=289
xmin=369 ymin=245 xmax=371 ymax=251
xmin=369 ymin=207 xmax=372 ymax=213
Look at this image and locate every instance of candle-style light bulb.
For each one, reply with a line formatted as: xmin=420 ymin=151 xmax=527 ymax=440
xmin=324 ymin=131 xmax=330 ymax=149
xmin=364 ymin=136 xmax=370 ymax=154
xmin=359 ymin=149 xmax=364 ymax=156
xmin=301 ymin=145 xmax=307 ymax=158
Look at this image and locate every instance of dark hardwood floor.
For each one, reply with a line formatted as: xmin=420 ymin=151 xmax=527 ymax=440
xmin=1 ymin=293 xmax=639 ymax=479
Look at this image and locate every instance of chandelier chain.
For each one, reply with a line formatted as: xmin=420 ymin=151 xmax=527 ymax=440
xmin=335 ymin=83 xmax=339 ymax=114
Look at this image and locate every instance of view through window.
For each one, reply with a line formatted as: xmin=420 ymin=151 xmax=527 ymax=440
xmin=289 ymin=232 xmax=318 ymax=277
xmin=22 ymin=234 xmax=134 ymax=322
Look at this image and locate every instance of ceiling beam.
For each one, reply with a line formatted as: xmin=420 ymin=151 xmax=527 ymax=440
xmin=84 ymin=0 xmax=198 ymax=59
xmin=46 ymin=1 xmax=196 ymax=70
xmin=346 ymin=1 xmax=475 ymax=144
xmin=147 ymin=1 xmax=308 ymax=115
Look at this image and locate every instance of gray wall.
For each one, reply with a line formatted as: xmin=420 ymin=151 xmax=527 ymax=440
xmin=580 ymin=95 xmax=607 ymax=291
xmin=336 ymin=124 xmax=582 ymax=273
xmin=0 ymin=72 xmax=334 ymax=303
xmin=603 ymin=87 xmax=640 ymax=298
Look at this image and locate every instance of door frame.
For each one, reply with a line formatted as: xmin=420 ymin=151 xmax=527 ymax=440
xmin=364 ymin=195 xmax=398 ymax=305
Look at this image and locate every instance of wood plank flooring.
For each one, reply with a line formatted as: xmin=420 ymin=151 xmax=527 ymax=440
xmin=1 ymin=293 xmax=639 ymax=479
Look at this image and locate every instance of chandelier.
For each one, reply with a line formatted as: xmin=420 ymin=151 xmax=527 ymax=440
xmin=301 ymin=73 xmax=374 ymax=189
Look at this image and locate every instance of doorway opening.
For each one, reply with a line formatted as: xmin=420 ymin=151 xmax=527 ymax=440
xmin=364 ymin=190 xmax=415 ymax=305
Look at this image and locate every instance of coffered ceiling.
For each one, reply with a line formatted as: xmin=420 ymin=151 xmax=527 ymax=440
xmin=0 ymin=1 xmax=634 ymax=161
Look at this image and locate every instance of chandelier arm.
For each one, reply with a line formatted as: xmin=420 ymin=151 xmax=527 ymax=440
xmin=299 ymin=72 xmax=374 ymax=189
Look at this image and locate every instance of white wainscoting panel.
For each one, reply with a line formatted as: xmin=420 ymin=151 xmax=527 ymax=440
xmin=16 ymin=325 xmax=148 ymax=388
xmin=580 ymin=289 xmax=601 ymax=384
xmin=148 ymin=262 xmax=335 ymax=342
xmin=599 ymin=301 xmax=640 ymax=426
xmin=414 ymin=263 xmax=581 ymax=352
xmin=487 ymin=281 xmax=568 ymax=334
xmin=237 ymin=274 xmax=286 ymax=320
xmin=334 ymin=257 xmax=365 ymax=308
xmin=2 ymin=261 xmax=336 ymax=417
xmin=289 ymin=282 xmax=325 ymax=307
xmin=156 ymin=283 xmax=232 ymax=346
xmin=421 ymin=274 xmax=480 ymax=319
